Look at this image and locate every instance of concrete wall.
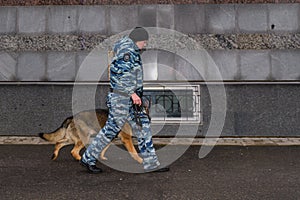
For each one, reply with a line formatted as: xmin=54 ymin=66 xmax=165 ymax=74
xmin=0 ymin=3 xmax=300 ymax=136
xmin=0 ymin=4 xmax=299 ymax=34
xmin=1 ymin=84 xmax=299 ymax=137
xmin=2 ymin=49 xmax=300 ymax=82
xmin=0 ymin=4 xmax=300 ymax=81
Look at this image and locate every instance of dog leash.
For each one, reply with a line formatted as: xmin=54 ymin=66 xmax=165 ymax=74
xmin=134 ymin=104 xmax=143 ymax=130
xmin=133 ymin=103 xmax=152 ymax=131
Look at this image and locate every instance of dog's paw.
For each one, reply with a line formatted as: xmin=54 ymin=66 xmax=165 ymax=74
xmin=51 ymin=154 xmax=57 ymax=160
xmin=137 ymin=157 xmax=143 ymax=164
xmin=100 ymin=156 xmax=108 ymax=161
xmin=130 ymin=153 xmax=143 ymax=164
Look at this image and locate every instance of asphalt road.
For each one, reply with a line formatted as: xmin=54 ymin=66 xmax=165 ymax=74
xmin=0 ymin=145 xmax=299 ymax=200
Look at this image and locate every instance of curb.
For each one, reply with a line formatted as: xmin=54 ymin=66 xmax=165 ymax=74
xmin=1 ymin=136 xmax=300 ymax=146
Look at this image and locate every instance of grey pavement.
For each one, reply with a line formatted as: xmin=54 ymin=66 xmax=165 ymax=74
xmin=0 ymin=145 xmax=299 ymax=200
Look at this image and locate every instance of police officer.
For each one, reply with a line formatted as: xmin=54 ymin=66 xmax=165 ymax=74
xmin=80 ymin=27 xmax=169 ymax=173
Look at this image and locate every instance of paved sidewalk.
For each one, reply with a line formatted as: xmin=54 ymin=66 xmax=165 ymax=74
xmin=2 ymin=136 xmax=300 ymax=146
xmin=0 ymin=145 xmax=299 ymax=200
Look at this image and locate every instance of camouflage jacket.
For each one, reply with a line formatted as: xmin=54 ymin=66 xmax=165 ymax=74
xmin=110 ymin=36 xmax=143 ymax=97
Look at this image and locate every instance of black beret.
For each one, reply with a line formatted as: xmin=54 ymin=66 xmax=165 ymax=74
xmin=129 ymin=27 xmax=149 ymax=42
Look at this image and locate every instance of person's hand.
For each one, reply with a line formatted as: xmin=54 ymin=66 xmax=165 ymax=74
xmin=131 ymin=93 xmax=142 ymax=106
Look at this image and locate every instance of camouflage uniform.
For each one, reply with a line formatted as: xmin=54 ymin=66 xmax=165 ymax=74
xmin=82 ymin=36 xmax=160 ymax=171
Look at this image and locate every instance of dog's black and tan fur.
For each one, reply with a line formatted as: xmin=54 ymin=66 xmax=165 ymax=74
xmin=39 ymin=109 xmax=143 ymax=164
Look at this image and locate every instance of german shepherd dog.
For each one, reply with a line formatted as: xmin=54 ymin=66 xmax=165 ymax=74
xmin=39 ymin=109 xmax=143 ymax=164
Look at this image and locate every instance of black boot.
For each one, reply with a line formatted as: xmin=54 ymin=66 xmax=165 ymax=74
xmin=80 ymin=159 xmax=103 ymax=174
xmin=145 ymin=167 xmax=170 ymax=173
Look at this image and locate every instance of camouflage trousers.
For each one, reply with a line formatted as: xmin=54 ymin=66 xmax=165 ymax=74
xmin=82 ymin=93 xmax=160 ymax=171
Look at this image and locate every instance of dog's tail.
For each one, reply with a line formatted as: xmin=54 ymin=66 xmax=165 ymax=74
xmin=39 ymin=117 xmax=73 ymax=142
